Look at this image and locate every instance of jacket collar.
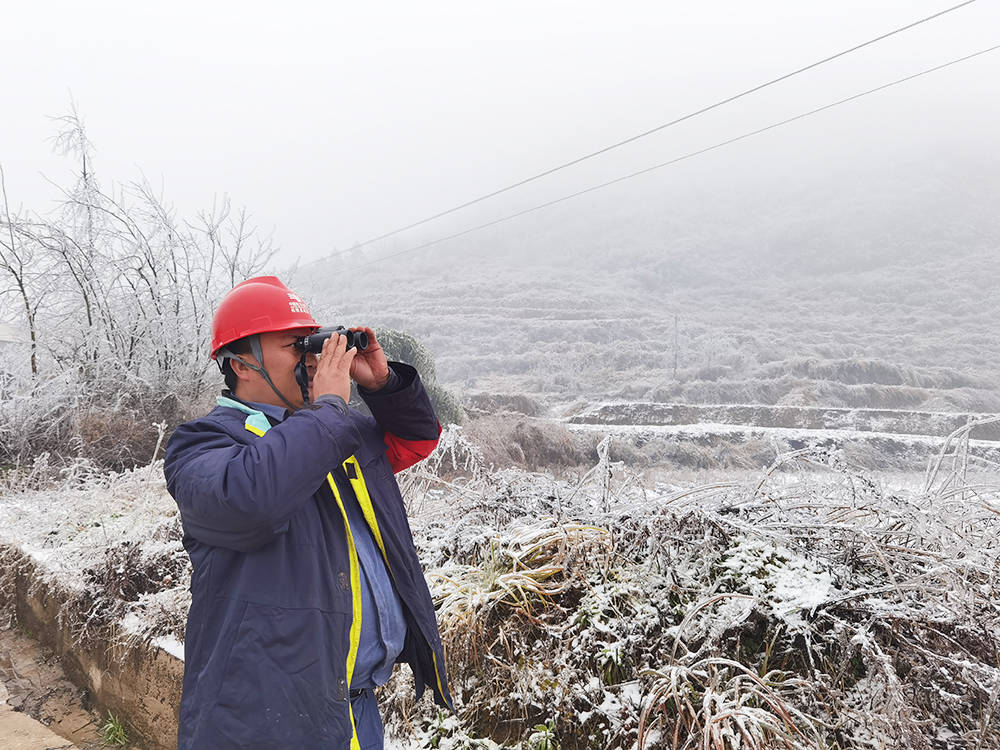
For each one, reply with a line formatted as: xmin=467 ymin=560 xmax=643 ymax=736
xmin=216 ymin=393 xmax=286 ymax=435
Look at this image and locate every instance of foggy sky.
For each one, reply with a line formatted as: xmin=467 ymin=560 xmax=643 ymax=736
xmin=3 ymin=0 xmax=999 ymax=268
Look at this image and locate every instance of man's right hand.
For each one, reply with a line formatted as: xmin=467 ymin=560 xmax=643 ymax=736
xmin=311 ymin=333 xmax=357 ymax=404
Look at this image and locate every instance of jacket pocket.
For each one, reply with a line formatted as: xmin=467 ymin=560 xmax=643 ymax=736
xmin=208 ymin=603 xmax=351 ymax=746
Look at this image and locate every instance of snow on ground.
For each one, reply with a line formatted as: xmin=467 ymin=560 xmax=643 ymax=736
xmin=1 ymin=424 xmax=998 ymax=748
xmin=0 ymin=462 xmax=178 ymax=576
xmin=567 ymin=418 xmax=1000 ymax=450
xmin=0 ymin=459 xmax=191 ymax=647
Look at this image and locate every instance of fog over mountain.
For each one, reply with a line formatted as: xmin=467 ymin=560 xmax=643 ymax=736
xmin=3 ymin=1 xmax=999 ymax=415
xmin=293 ymin=142 xmax=1000 ymax=411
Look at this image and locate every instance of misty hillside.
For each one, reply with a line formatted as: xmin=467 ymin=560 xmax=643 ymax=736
xmin=293 ymin=151 xmax=1000 ymax=412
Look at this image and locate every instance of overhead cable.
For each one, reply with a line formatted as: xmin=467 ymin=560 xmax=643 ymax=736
xmin=351 ymin=44 xmax=1000 ymax=271
xmin=319 ymin=0 xmax=977 ymax=262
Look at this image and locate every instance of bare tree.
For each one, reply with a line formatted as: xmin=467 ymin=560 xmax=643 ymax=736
xmin=0 ymin=165 xmax=48 ymax=377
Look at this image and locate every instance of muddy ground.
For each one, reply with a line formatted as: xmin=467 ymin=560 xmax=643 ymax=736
xmin=0 ymin=625 xmax=129 ymax=749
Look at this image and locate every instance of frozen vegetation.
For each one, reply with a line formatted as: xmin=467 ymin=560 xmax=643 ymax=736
xmin=1 ymin=419 xmax=998 ymax=749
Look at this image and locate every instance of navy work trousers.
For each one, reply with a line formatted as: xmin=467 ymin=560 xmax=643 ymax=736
xmin=351 ymin=689 xmax=384 ymax=749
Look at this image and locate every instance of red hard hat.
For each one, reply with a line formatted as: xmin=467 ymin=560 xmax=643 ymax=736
xmin=210 ymin=276 xmax=319 ymax=359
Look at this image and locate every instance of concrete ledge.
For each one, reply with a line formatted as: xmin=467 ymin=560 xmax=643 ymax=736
xmin=1 ymin=544 xmax=182 ymax=750
xmin=0 ymin=703 xmax=78 ymax=750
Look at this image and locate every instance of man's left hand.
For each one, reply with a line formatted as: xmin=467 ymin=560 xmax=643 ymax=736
xmin=349 ymin=327 xmax=391 ymax=390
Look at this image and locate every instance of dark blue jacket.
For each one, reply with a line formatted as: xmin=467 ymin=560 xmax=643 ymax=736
xmin=163 ymin=362 xmax=452 ymax=749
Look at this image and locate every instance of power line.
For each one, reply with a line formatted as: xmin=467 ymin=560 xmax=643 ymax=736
xmin=319 ymin=0 xmax=977 ymax=263
xmin=351 ymin=44 xmax=1000 ymax=272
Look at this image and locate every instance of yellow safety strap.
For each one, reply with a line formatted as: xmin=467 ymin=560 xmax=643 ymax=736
xmin=239 ymin=417 xmax=362 ymax=750
xmin=326 ymin=472 xmax=363 ymax=750
xmin=342 ymin=456 xmax=391 ymax=571
xmin=344 ymin=456 xmax=452 ymax=711
xmin=433 ymin=651 xmax=452 ymax=710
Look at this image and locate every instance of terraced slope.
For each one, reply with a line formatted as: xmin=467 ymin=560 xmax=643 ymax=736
xmin=569 ymin=402 xmax=1000 ymax=439
xmin=296 ymin=247 xmax=1000 ymax=413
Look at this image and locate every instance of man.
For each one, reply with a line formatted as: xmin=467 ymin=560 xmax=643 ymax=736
xmin=164 ymin=276 xmax=452 ymax=749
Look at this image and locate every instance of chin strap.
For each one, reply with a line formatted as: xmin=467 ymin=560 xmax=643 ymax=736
xmin=217 ymin=334 xmax=302 ymax=412
xmin=294 ymin=353 xmax=310 ymax=405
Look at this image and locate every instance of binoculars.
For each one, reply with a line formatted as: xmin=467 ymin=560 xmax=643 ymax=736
xmin=295 ymin=326 xmax=369 ymax=353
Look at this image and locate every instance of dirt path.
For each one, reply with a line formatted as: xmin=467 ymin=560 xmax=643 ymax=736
xmin=0 ymin=625 xmax=120 ymax=750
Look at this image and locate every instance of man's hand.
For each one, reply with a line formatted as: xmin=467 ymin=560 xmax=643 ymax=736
xmin=348 ymin=326 xmax=391 ymax=391
xmin=312 ymin=333 xmax=357 ymax=403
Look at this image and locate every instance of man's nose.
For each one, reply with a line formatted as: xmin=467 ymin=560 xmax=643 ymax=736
xmin=305 ymin=352 xmax=318 ymax=372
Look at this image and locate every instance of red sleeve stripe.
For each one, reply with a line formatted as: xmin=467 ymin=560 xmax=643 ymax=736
xmin=383 ymin=424 xmax=441 ymax=474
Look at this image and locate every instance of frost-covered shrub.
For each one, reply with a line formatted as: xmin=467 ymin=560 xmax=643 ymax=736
xmin=380 ymin=434 xmax=1000 ymax=749
xmin=464 ymin=393 xmax=542 ymax=418
xmin=369 ymin=327 xmax=464 ymax=425
xmin=0 ymin=376 xmax=203 ymax=471
xmin=0 ymin=111 xmax=272 ymax=469
xmin=464 ymin=416 xmax=586 ymax=471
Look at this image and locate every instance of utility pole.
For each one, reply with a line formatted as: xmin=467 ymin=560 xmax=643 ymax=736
xmin=673 ymin=314 xmax=678 ymax=380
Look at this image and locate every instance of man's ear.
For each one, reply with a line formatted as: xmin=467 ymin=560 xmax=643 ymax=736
xmin=230 ymin=358 xmax=256 ymax=383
